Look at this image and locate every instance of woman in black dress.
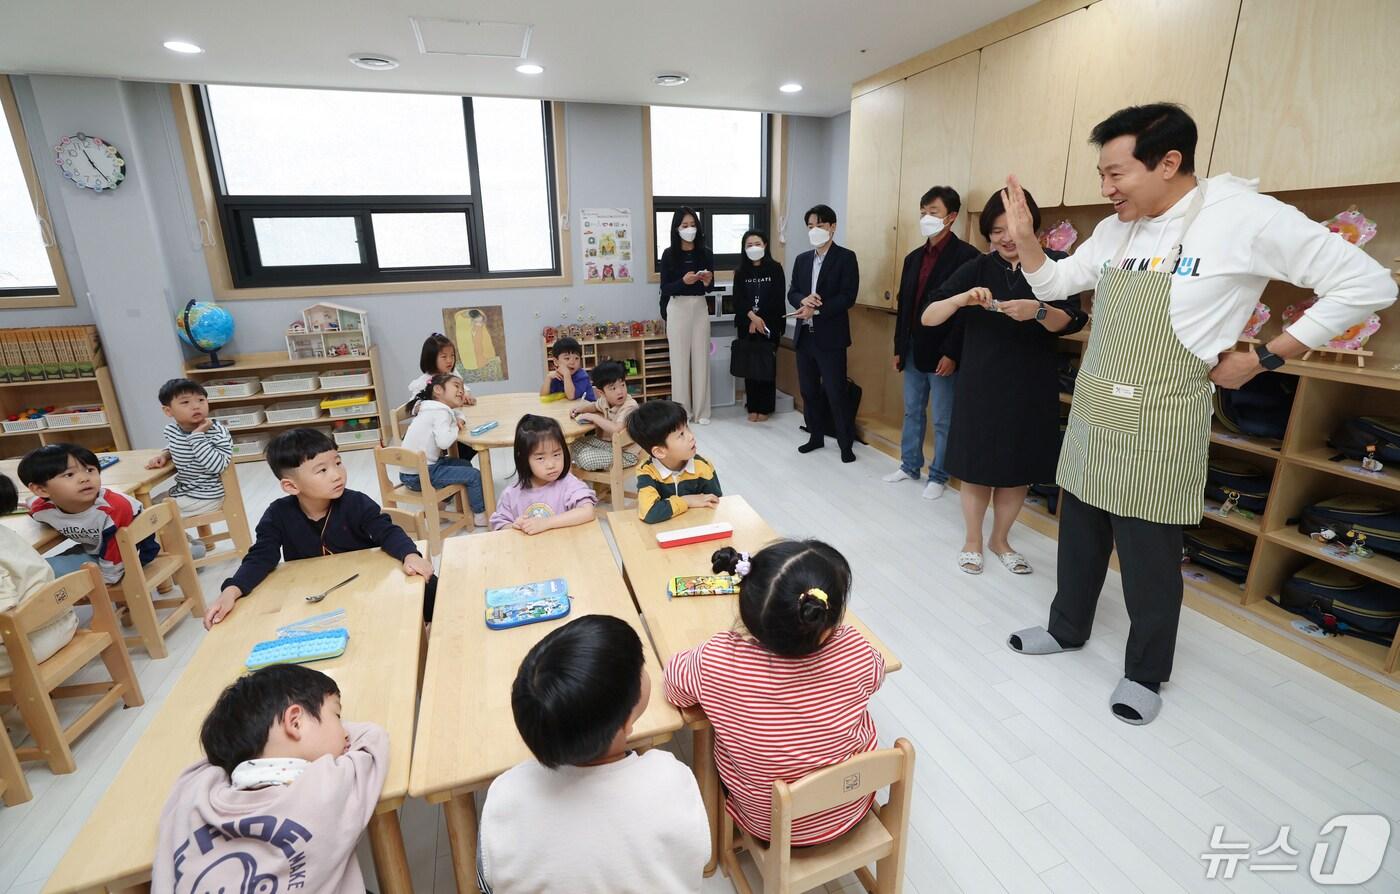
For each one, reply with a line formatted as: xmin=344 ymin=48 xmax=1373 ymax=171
xmin=731 ymin=230 xmax=786 ymax=421
xmin=921 ymin=187 xmax=1086 ymax=576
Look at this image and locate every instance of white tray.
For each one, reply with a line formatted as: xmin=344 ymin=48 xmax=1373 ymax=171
xmin=211 ymin=405 xmax=265 ymax=429
xmin=46 ymin=407 xmax=108 ymax=429
xmin=2 ymin=417 xmax=46 ymax=433
xmin=265 ymin=399 xmax=323 ymax=424
xmin=320 ymin=369 xmax=371 ymax=389
xmin=230 ymin=433 xmax=269 ymax=457
xmin=333 ymin=426 xmax=381 ymax=447
xmin=329 ymin=400 xmax=377 ymax=419
xmin=262 ymin=373 xmax=319 ymax=395
xmin=204 ymin=377 xmax=261 ymax=399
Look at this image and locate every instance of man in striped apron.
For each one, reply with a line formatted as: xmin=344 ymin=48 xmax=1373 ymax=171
xmin=998 ymin=103 xmax=1396 ymax=725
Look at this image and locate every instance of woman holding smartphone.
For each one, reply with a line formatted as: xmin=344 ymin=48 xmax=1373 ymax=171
xmin=659 ymin=207 xmax=715 ymax=423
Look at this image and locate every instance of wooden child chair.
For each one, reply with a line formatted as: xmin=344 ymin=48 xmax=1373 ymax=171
xmin=0 ymin=565 xmax=144 ymax=778
xmin=572 ymin=430 xmax=639 ymax=509
xmin=382 ymin=506 xmax=426 ymax=541
xmin=111 ymin=501 xmax=205 ymax=659
xmin=184 ymin=464 xmax=254 ymax=570
xmin=374 ymin=446 xmax=472 ymax=557
xmin=0 ymin=717 xmax=30 ymax=805
xmin=388 ymin=401 xmax=413 ymax=446
xmin=719 ymin=738 xmax=915 ymax=894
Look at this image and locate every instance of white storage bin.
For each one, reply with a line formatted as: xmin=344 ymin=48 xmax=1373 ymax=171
xmin=2 ymin=417 xmax=47 ymax=433
xmin=333 ymin=426 xmax=381 ymax=447
xmin=230 ymin=433 xmax=269 ymax=458
xmin=319 ymin=368 xmax=371 ymax=389
xmin=329 ymin=400 xmax=377 ymax=419
xmin=265 ymin=398 xmax=323 ymax=424
xmin=262 ymin=372 xmax=319 ymax=395
xmin=212 ymin=405 xmax=265 ymax=429
xmin=204 ymin=376 xmax=261 ymax=399
xmin=46 ymin=405 xmax=108 ymax=429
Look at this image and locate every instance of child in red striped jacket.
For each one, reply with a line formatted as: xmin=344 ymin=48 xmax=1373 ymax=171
xmin=663 ymin=540 xmax=885 ymax=847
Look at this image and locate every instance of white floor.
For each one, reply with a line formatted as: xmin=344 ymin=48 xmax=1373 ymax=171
xmin=3 ymin=405 xmax=1398 ymax=893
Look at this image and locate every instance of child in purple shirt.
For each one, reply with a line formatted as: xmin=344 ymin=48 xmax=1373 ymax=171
xmin=490 ymin=415 xmax=599 ymax=534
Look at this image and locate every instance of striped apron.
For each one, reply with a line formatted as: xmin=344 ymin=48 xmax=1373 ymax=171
xmin=1056 ymin=186 xmax=1210 ymax=526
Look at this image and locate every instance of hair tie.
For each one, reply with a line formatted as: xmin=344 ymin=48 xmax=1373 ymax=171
xmin=734 ymin=552 xmax=752 ymax=578
xmin=803 ymin=587 xmax=829 ymax=608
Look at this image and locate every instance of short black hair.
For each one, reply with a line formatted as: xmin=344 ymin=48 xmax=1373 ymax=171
xmin=513 ymin=414 xmax=570 ymax=486
xmin=512 ymin=615 xmax=644 ymax=768
xmin=552 ymin=336 xmax=582 ymax=359
xmin=419 ymin=333 xmax=456 ymax=375
xmin=714 ymin=539 xmax=851 ymax=657
xmin=17 ymin=443 xmax=100 ymax=488
xmin=920 ymin=185 xmax=961 ymax=214
xmin=265 ymin=428 xmax=337 ymax=479
xmin=625 ymin=399 xmax=688 ymax=457
xmin=1090 ymin=102 xmax=1197 ymax=175
xmin=804 ymin=204 xmax=837 ymax=226
xmin=0 ymin=474 xmax=18 ymax=516
xmin=590 ymin=360 xmax=628 ymax=390
xmin=980 ymin=186 xmax=1040 ymax=242
xmin=200 ymin=664 xmax=341 ymax=776
xmin=158 ymin=377 xmax=208 ymax=406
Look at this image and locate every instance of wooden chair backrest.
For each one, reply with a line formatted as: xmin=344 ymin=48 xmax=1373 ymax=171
xmin=117 ymin=500 xmax=176 ymax=547
xmin=389 ymin=401 xmax=414 ymax=445
xmin=374 ymin=446 xmax=431 ymax=501
xmin=772 ymin=738 xmax=915 ymax=850
xmin=382 ymin=506 xmax=425 ymax=541
xmin=5 ymin=565 xmax=102 ymax=635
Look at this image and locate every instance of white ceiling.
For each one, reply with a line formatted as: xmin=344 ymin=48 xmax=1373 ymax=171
xmin=0 ymin=0 xmax=1035 ymax=116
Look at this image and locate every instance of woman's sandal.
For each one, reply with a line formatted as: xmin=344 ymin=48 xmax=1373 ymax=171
xmin=995 ymin=551 xmax=1032 ymax=574
xmin=958 ymin=551 xmax=983 ymax=574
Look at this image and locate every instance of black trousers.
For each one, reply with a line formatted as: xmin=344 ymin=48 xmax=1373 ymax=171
xmin=1047 ymin=490 xmax=1185 ymax=682
xmin=744 ymin=377 xmax=776 ymax=414
xmin=795 ymin=336 xmax=853 ymax=449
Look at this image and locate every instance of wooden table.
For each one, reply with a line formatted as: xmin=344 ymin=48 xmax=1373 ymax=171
xmin=44 ymin=549 xmax=425 ymax=894
xmin=454 ymin=392 xmax=594 ymax=514
xmin=606 ymin=495 xmax=902 ymax=873
xmin=408 ymin=522 xmax=684 ymax=892
xmin=1 ymin=449 xmax=173 ymax=551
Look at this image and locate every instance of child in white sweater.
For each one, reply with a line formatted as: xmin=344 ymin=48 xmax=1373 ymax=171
xmin=399 ymin=373 xmax=486 ymax=526
xmin=0 ymin=474 xmax=77 ymax=675
xmin=479 ymin=615 xmax=708 ymax=893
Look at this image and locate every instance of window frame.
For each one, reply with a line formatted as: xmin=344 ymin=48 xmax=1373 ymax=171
xmin=180 ymin=84 xmax=568 ymax=297
xmin=644 ymin=107 xmax=777 ymax=282
xmin=0 ymin=76 xmax=75 ymax=308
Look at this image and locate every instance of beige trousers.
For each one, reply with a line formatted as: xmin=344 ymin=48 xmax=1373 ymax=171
xmin=666 ymin=295 xmax=711 ymax=419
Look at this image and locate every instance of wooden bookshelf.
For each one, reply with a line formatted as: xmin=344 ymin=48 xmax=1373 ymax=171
xmin=0 ymin=364 xmax=130 ymax=459
xmin=543 ymin=335 xmax=673 ymax=401
xmin=182 ymin=348 xmax=388 ymax=464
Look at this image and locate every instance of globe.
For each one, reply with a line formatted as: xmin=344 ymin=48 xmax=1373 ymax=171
xmin=177 ymin=299 xmax=235 ymax=368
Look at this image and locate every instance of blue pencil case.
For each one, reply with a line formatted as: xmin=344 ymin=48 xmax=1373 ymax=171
xmin=485 ymin=578 xmax=570 ymax=630
xmin=245 ymin=628 xmax=350 ymax=669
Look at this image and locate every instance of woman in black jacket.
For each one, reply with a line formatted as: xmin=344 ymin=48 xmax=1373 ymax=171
xmin=659 ymin=207 xmax=716 ymax=423
xmin=731 ymin=229 xmax=787 ymax=421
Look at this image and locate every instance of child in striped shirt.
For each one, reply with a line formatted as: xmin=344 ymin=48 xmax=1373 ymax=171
xmin=148 ymin=378 xmax=233 ymax=514
xmin=664 ymin=540 xmax=885 ymax=847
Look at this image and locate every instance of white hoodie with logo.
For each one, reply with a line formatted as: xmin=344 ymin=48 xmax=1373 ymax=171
xmin=1023 ymin=173 xmax=1397 ymax=365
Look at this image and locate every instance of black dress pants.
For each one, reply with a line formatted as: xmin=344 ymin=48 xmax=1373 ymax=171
xmin=795 ymin=335 xmax=853 ymax=450
xmin=1047 ymin=490 xmax=1185 ymax=682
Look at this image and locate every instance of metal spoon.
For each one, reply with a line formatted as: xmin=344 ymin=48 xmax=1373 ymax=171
xmin=305 ymin=573 xmax=359 ymax=603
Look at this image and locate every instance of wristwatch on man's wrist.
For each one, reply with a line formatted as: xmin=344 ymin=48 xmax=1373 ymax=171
xmin=1254 ymin=343 xmax=1286 ymax=371
xmin=1034 ymin=301 xmax=1048 ymax=322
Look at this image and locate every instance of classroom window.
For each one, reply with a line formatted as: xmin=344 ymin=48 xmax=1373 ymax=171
xmin=0 ymin=76 xmax=71 ymax=307
xmin=648 ymin=106 xmax=770 ymax=274
xmin=198 ymin=85 xmax=559 ymax=288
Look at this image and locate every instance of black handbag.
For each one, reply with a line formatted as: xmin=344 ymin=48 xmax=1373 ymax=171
xmin=729 ymin=338 xmax=776 ymax=382
xmin=1272 ymin=561 xmax=1400 ymax=645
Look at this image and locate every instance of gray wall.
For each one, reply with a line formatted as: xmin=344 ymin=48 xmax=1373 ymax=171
xmin=2 ymin=74 xmax=852 ymax=447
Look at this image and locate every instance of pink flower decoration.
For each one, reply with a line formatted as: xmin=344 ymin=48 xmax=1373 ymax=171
xmin=1039 ymin=220 xmax=1078 ymax=252
xmin=1327 ymin=315 xmax=1381 ymax=351
xmin=1240 ymin=301 xmax=1270 ymax=339
xmin=1322 ymin=207 xmax=1377 ymax=247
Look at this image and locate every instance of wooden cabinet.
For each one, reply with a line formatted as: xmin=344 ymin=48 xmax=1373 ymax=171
xmin=845 ymin=81 xmax=905 ymax=309
xmin=1062 ymin=0 xmax=1241 ymax=207
xmin=1211 ymin=0 xmax=1400 ymax=191
xmin=895 ymin=52 xmax=981 ymax=260
xmin=967 ymin=10 xmax=1085 ymax=211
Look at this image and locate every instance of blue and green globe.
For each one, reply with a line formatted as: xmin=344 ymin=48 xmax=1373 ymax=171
xmin=177 ymin=299 xmax=235 ymax=368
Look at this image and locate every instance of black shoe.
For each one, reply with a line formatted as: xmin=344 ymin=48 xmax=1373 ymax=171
xmin=840 ymin=448 xmax=856 ymax=463
xmin=798 ymin=439 xmax=824 ymax=454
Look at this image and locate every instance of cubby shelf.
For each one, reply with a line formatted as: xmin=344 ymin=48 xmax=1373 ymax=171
xmin=542 ymin=334 xmax=673 ymax=402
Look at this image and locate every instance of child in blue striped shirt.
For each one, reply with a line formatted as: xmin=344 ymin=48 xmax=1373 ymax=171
xmin=147 ymin=378 xmax=234 ymax=557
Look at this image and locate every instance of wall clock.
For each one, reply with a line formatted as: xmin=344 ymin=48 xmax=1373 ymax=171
xmin=54 ymin=132 xmax=126 ymax=191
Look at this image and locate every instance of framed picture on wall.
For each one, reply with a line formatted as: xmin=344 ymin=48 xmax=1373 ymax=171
xmin=442 ymin=305 xmax=509 ymax=384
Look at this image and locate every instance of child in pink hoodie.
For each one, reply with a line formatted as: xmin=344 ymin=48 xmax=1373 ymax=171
xmin=154 ymin=664 xmax=388 ymax=894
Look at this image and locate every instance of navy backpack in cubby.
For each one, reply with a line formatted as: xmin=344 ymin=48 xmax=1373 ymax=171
xmin=1328 ymin=416 xmax=1400 ymax=464
xmin=1182 ymin=527 xmax=1253 ymax=582
xmin=1272 ymin=561 xmax=1400 ymax=645
xmin=1297 ymin=495 xmax=1400 ymax=557
xmin=1214 ymin=372 xmax=1296 ymax=440
xmin=1204 ymin=456 xmax=1270 ymax=514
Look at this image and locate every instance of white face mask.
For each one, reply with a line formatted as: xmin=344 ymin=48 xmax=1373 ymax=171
xmin=807 ymin=226 xmax=830 ymax=248
xmin=919 ymin=214 xmax=945 ymax=238
xmin=677 ymin=226 xmax=697 ymax=242
xmin=744 ymin=245 xmax=765 ymax=261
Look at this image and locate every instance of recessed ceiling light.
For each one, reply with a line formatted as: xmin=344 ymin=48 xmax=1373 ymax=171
xmin=779 ymin=82 xmax=803 ymax=93
xmin=349 ymin=54 xmax=400 ymax=71
xmin=163 ymin=40 xmax=203 ymax=54
xmin=654 ymin=73 xmax=689 ymax=87
xmin=516 ymin=63 xmax=544 ymax=75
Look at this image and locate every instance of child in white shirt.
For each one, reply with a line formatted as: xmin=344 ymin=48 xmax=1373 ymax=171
xmin=399 ymin=373 xmax=486 ymax=526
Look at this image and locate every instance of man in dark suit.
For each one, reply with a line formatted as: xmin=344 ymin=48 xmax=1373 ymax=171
xmin=789 ymin=204 xmax=860 ymax=463
xmin=886 ymin=186 xmax=981 ymax=499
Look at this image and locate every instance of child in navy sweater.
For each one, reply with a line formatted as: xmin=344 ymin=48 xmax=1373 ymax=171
xmin=205 ymin=429 xmax=435 ymax=628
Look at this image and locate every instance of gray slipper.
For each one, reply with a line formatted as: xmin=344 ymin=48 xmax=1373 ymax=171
xmin=1110 ymin=678 xmax=1162 ymax=725
xmin=1007 ymin=626 xmax=1080 ymax=655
